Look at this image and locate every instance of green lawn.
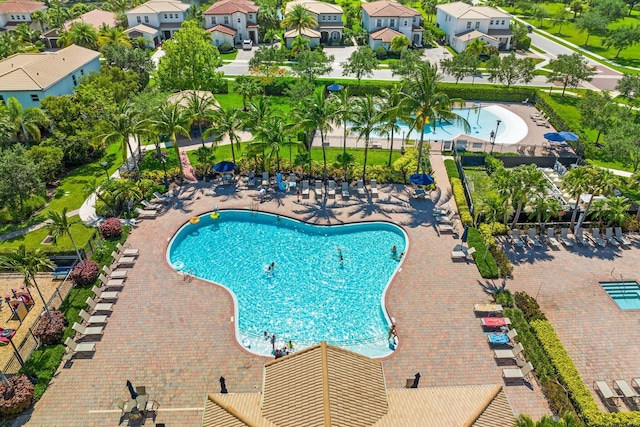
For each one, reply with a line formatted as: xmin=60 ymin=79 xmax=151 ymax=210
xmin=588 ymin=158 xmax=635 ymax=173
xmin=463 ymin=167 xmax=494 ymax=206
xmin=220 ymin=51 xmax=238 ymax=61
xmin=0 ymin=215 xmax=95 ymax=254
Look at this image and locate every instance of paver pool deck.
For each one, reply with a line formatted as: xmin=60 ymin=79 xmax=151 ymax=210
xmin=22 ymin=152 xmax=552 ymax=426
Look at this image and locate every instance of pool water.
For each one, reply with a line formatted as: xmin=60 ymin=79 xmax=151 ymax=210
xmin=167 ymin=211 xmax=407 ymax=357
xmin=600 ymin=281 xmax=640 ymax=310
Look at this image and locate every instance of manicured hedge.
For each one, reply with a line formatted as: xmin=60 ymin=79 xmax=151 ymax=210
xmin=442 ymin=85 xmax=535 ymax=103
xmin=451 ymin=177 xmax=473 ymax=225
xmin=466 ymin=227 xmax=499 ymax=278
xmin=532 ymin=319 xmax=640 ymax=426
xmin=444 ymin=159 xmax=459 ymax=179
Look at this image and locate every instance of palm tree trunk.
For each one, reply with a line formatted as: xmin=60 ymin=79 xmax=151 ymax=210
xmin=321 ymin=130 xmax=327 ymax=182
xmin=173 ymin=138 xmax=184 ymax=176
xmin=32 ymin=277 xmax=51 ymax=319
xmin=363 ymin=137 xmax=369 ymax=181
xmin=66 ymin=231 xmax=85 ymax=268
xmin=343 ymin=120 xmax=347 ymax=155
xmin=126 ymin=134 xmax=141 ymax=177
xmin=583 ymin=193 xmax=596 ymax=222
xmin=199 ymin=121 xmax=205 ymax=147
xmin=388 ymin=126 xmax=394 ymax=167
xmin=230 ymin=137 xmax=237 ymax=164
xmin=511 ymin=199 xmax=524 ymax=229
xmin=570 ymin=199 xmax=581 ymax=229
xmin=416 ymin=123 xmax=425 ymax=174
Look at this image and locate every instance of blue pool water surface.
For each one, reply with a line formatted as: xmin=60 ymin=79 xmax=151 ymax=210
xmin=167 ymin=211 xmax=407 ymax=357
xmin=600 ymin=281 xmax=640 ymax=310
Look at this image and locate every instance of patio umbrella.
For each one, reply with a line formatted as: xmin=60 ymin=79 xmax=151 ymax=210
xmin=559 ymin=131 xmax=579 ymax=141
xmin=409 ymin=173 xmax=435 ymax=186
xmin=213 ymin=161 xmax=236 ymax=173
xmin=543 ymin=132 xmax=566 ymax=143
xmin=126 ymin=380 xmax=138 ymax=399
xmin=461 ymin=226 xmax=469 ymax=243
xmin=326 ymin=84 xmax=344 ymax=92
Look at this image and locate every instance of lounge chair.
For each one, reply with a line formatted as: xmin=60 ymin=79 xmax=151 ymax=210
xmin=592 ymin=228 xmax=606 ymax=248
xmin=451 ymin=246 xmax=475 ymax=261
xmin=614 ymin=379 xmax=640 ymax=406
xmin=436 ymin=211 xmax=455 ymax=224
xmin=437 ymin=223 xmax=455 ymax=233
xmin=116 ymin=243 xmax=139 ymax=257
xmin=341 ymin=182 xmax=350 ymax=199
xmin=301 ymin=180 xmax=309 ymax=197
xmin=102 ymin=265 xmax=126 ymax=279
xmin=413 ymin=188 xmax=426 ymax=199
xmin=327 ymin=180 xmax=336 ymax=198
xmin=527 ymin=146 xmax=536 ymax=156
xmin=111 ymin=251 xmax=135 ymax=266
xmin=605 ymin=228 xmax=619 ymax=247
xmin=474 ymin=303 xmax=503 ymax=316
xmin=289 ymin=173 xmax=297 ymax=190
xmin=356 ymin=179 xmax=365 ymax=196
xmin=481 ymin=317 xmax=511 ymax=329
xmin=152 ymin=191 xmax=171 ymax=203
xmin=135 ymin=207 xmax=157 ymax=218
xmin=560 ymin=228 xmax=574 ymax=247
xmin=63 ymin=337 xmax=95 ymax=359
xmin=314 ymin=180 xmax=323 ymax=197
xmin=247 ymin=173 xmax=256 ymax=187
xmin=594 ymin=381 xmax=621 ymax=407
xmin=98 ymin=274 xmax=124 ymax=289
xmin=72 ymin=322 xmax=104 ymax=338
xmin=92 ymin=286 xmax=118 ymax=301
xmin=615 ymin=227 xmax=631 ymax=246
xmin=85 ymin=297 xmax=113 ymax=313
xmin=503 ymin=361 xmax=534 ymax=382
xmin=574 ymin=228 xmax=590 ymax=246
xmin=370 ymin=179 xmax=378 ymax=198
xmin=433 ymin=206 xmax=449 ymax=216
xmin=511 ymin=229 xmax=525 ymax=248
xmin=262 ymin=172 xmax=269 ymax=186
xmin=79 ymin=309 xmax=108 ymax=325
xmin=488 ymin=329 xmax=518 ymax=346
xmin=493 ymin=342 xmax=524 ymax=361
xmin=546 ymin=228 xmax=560 ymax=249
xmin=527 ymin=228 xmax=542 ymax=247
xmin=141 ymin=200 xmax=162 ymax=210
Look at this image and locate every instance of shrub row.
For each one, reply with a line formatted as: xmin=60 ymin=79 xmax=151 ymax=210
xmin=493 ymin=289 xmax=514 ymax=307
xmin=489 ymin=244 xmax=513 ymax=277
xmin=450 ymin=177 xmax=473 ymax=225
xmin=514 ymin=291 xmax=547 ymax=323
xmin=442 ymin=85 xmax=535 ymax=103
xmin=444 ymin=159 xmax=459 ymax=179
xmin=33 ymin=310 xmax=67 ymax=346
xmin=466 ymin=227 xmax=499 ymax=278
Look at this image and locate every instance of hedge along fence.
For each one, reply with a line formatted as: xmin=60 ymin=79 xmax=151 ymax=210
xmin=531 ymin=319 xmax=640 ymax=426
xmin=444 ymin=159 xmax=473 ymax=225
xmin=466 ymin=227 xmax=499 ymax=278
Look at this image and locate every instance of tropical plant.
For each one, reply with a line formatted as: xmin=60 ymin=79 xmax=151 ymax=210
xmin=479 ymin=194 xmax=508 ymax=225
xmin=379 ymin=85 xmax=405 ymax=167
xmin=528 ymin=194 xmax=563 ymax=232
xmin=509 ymin=164 xmax=549 ymax=228
xmin=350 ymin=94 xmax=382 ymax=181
xmin=592 ymin=195 xmax=630 ymax=226
xmin=251 ymin=113 xmax=290 ymax=173
xmin=46 ymin=207 xmax=85 ymax=267
xmin=98 ymin=25 xmax=131 ymax=50
xmin=307 ymin=91 xmax=337 ymax=181
xmin=58 ymin=22 xmax=99 ymax=49
xmin=234 ymin=76 xmax=263 ymax=111
xmin=562 ymin=166 xmax=597 ymax=228
xmin=154 ymin=102 xmax=192 ymax=176
xmin=204 ymin=107 xmax=243 ymax=164
xmin=290 ymin=34 xmax=311 ymax=52
xmin=0 ymin=245 xmax=55 ymax=318
xmin=465 ymin=38 xmax=489 ymax=57
xmin=5 ymin=97 xmax=49 ymax=144
xmin=183 ymin=90 xmax=217 ymax=147
xmin=390 ymin=35 xmax=410 ymax=54
xmin=281 ymin=4 xmax=317 ymax=37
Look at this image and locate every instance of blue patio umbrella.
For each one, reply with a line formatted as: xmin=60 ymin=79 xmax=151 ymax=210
xmin=461 ymin=226 xmax=469 ymax=243
xmin=543 ymin=132 xmax=566 ymax=143
xmin=326 ymin=84 xmax=344 ymax=92
xmin=409 ymin=173 xmax=435 ymax=186
xmin=213 ymin=161 xmax=236 ymax=173
xmin=558 ymin=131 xmax=579 ymax=141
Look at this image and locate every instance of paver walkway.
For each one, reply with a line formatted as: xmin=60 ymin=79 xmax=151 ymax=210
xmin=22 ymin=153 xmax=550 ymax=426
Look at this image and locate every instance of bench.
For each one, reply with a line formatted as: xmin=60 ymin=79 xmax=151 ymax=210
xmin=371 ymin=142 xmax=382 ymax=149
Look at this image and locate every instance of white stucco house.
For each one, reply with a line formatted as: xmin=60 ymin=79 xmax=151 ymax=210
xmin=361 ymin=0 xmax=423 ymax=50
xmin=125 ymin=0 xmax=190 ymax=45
xmin=204 ymin=0 xmax=259 ymax=47
xmin=0 ymin=0 xmax=47 ymax=31
xmin=284 ymin=27 xmax=321 ymax=48
xmin=285 ymin=0 xmax=343 ymax=45
xmin=436 ymin=2 xmax=513 ymax=52
xmin=0 ymin=44 xmax=101 ymax=107
xmin=42 ymin=10 xmax=117 ymax=49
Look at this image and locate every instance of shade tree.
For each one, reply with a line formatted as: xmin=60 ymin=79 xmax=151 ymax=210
xmin=486 ymin=53 xmax=535 ymax=87
xmin=578 ymin=90 xmax=617 ymax=143
xmin=546 ymin=53 xmax=597 ymax=96
xmin=341 ymin=46 xmax=379 ymax=83
xmin=602 ymin=25 xmax=640 ymax=58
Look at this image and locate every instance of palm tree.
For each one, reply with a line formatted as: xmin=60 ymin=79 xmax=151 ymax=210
xmin=281 ymin=4 xmax=317 ymax=37
xmin=186 ymin=4 xmax=204 ymax=27
xmin=6 ymin=97 xmax=49 ymax=145
xmin=581 ymin=169 xmax=619 ymax=223
xmin=112 ymin=178 xmax=143 ymax=213
xmin=479 ymin=194 xmax=507 ymax=225
xmin=31 ymin=9 xmax=48 ymax=32
xmin=379 ymin=85 xmax=405 ymax=167
xmin=562 ymin=166 xmax=597 ymax=229
xmin=528 ymin=194 xmax=562 ymax=232
xmin=83 ymin=178 xmax=117 ymax=216
xmin=204 ymin=107 xmax=243 ymax=164
xmin=47 ymin=208 xmax=84 ymax=267
xmin=592 ymin=196 xmax=631 ymax=227
xmin=402 ymin=62 xmax=469 ymax=174
xmin=515 ymin=413 xmax=582 ymax=427
xmin=390 ymin=35 xmax=409 ymax=55
xmin=184 ymin=90 xmax=217 ymax=147
xmin=251 ymin=113 xmax=289 ymax=173
xmin=0 ymin=245 xmax=54 ymax=318
xmin=307 ymin=91 xmax=337 ymax=182
xmin=58 ymin=22 xmax=99 ymax=49
xmin=47 ymin=2 xmax=72 ymax=30
xmin=509 ymin=164 xmax=549 ymax=228
xmin=465 ymin=38 xmax=489 ymax=57
xmin=235 ymin=76 xmax=263 ymax=111
xmin=155 ymin=102 xmax=192 ymax=176
xmin=97 ymin=102 xmax=148 ymax=176
xmin=351 ymin=94 xmax=382 ymax=181
xmin=290 ymin=34 xmax=311 ymax=53
xmin=492 ymin=167 xmax=517 ymax=224
xmin=98 ymin=25 xmax=131 ymax=50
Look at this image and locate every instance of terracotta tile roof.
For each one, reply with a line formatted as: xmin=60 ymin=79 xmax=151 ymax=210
xmin=126 ymin=0 xmax=190 ymax=15
xmin=0 ymin=0 xmax=45 ymax=14
xmin=286 ymin=0 xmax=342 ymax=15
xmin=205 ymin=24 xmax=236 ymax=36
xmin=437 ymin=2 xmax=510 ymax=19
xmin=0 ymin=44 xmax=99 ymax=91
xmin=362 ymin=1 xmax=420 ymax=18
xmin=64 ymin=10 xmax=117 ymax=31
xmin=284 ymin=27 xmax=320 ymax=38
xmin=205 ymin=0 xmax=258 ymax=15
xmin=369 ymin=27 xmax=405 ymax=43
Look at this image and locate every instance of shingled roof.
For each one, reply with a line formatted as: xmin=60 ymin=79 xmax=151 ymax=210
xmin=361 ymin=1 xmax=420 ymax=18
xmin=205 ymin=0 xmax=258 ymax=15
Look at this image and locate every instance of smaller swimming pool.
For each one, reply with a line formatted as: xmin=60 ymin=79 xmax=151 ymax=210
xmin=600 ymin=281 xmax=640 ymax=310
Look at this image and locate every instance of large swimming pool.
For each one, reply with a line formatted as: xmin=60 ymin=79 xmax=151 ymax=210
xmin=167 ymin=210 xmax=407 ymax=357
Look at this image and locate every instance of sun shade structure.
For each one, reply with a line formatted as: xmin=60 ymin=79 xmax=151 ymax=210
xmin=409 ymin=173 xmax=435 ymax=186
xmin=558 ymin=131 xmax=579 ymax=141
xmin=326 ymin=84 xmax=344 ymax=92
xmin=543 ymin=132 xmax=566 ymax=143
xmin=213 ymin=161 xmax=236 ymax=173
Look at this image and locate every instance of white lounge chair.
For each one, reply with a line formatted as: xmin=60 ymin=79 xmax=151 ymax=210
xmin=370 ymin=179 xmax=378 ymax=198
xmin=613 ymin=379 xmax=640 ymax=406
xmin=72 ymin=322 xmax=104 ymax=338
xmin=615 ymin=227 xmax=631 ymax=246
xmin=511 ymin=230 xmax=525 ymax=248
xmin=503 ymin=361 xmax=534 ymax=381
xmin=327 ymin=180 xmax=336 ymax=198
xmin=98 ymin=273 xmax=124 ymax=289
xmin=152 ymin=191 xmax=171 ymax=203
xmin=594 ymin=381 xmax=621 ymax=407
xmin=341 ymin=182 xmax=350 ymax=199
xmin=79 ymin=309 xmax=108 ymax=325
xmin=560 ymin=228 xmax=574 ymax=247
xmin=314 ymin=180 xmax=323 ymax=197
xmin=605 ymin=228 xmax=619 ymax=247
xmin=356 ymin=179 xmax=365 ymax=195
xmin=474 ymin=303 xmax=503 ymax=316
xmin=102 ymin=265 xmax=127 ymax=279
xmin=141 ymin=200 xmax=162 ymax=210
xmin=592 ymin=228 xmax=606 ymax=248
xmin=451 ymin=246 xmax=476 ymax=261
xmin=289 ymin=173 xmax=297 ymax=190
xmin=116 ymin=243 xmax=139 ymax=257
xmin=437 ymin=223 xmax=455 ymax=233
xmin=436 ymin=211 xmax=455 ymax=224
xmin=63 ymin=337 xmax=95 ymax=359
xmin=262 ymin=172 xmax=270 ymax=186
xmin=111 ymin=251 xmax=135 ymax=266
xmin=574 ymin=228 xmax=590 ymax=246
xmin=92 ymin=286 xmax=118 ymax=301
xmin=546 ymin=228 xmax=560 ymax=249
xmin=527 ymin=228 xmax=542 ymax=247
xmin=493 ymin=342 xmax=524 ymax=361
xmin=301 ymin=180 xmax=309 ymax=197
xmin=85 ymin=297 xmax=113 ymax=313
xmin=433 ymin=206 xmax=449 ymax=216
xmin=135 ymin=207 xmax=157 ymax=218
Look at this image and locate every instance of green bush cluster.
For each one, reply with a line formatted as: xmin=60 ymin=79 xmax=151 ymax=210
xmin=442 ymin=85 xmax=535 ymax=102
xmin=451 ymin=177 xmax=473 ymax=225
xmin=466 ymin=227 xmax=499 ymax=278
xmin=489 ymin=244 xmax=514 ymax=277
xmin=444 ymin=159 xmax=459 ymax=178
xmin=478 ymin=222 xmax=509 ymax=240
xmin=484 ymin=155 xmax=504 ymax=176
xmin=493 ymin=289 xmax=514 ymax=307
xmin=514 ymin=291 xmax=548 ymax=322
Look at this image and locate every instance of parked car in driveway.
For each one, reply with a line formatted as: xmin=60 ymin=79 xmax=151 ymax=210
xmin=242 ymin=40 xmax=253 ymax=50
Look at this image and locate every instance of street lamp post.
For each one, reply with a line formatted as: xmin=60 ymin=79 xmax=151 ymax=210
xmin=161 ymin=156 xmax=169 ymax=192
xmin=492 ymin=120 xmax=501 ymax=153
xmin=101 ymin=162 xmax=109 ymax=180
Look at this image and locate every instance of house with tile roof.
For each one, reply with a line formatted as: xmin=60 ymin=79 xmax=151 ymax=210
xmin=200 ymin=341 xmax=517 ymax=427
xmin=284 ymin=0 xmax=343 ymax=46
xmin=436 ymin=2 xmax=513 ymax=52
xmin=361 ymin=0 xmax=423 ymax=51
xmin=125 ymin=0 xmax=190 ymax=45
xmin=204 ymin=0 xmax=259 ymax=47
xmin=0 ymin=0 xmax=47 ymax=31
xmin=0 ymin=44 xmax=100 ymax=107
xmin=42 ymin=10 xmax=118 ymax=49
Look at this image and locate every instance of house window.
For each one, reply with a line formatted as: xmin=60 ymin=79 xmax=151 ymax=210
xmin=144 ymin=16 xmax=149 ymax=23
xmin=238 ymin=18 xmax=241 ymax=23
xmin=466 ymin=21 xmax=471 ymax=29
xmin=136 ymin=16 xmax=141 ymax=23
xmin=22 ymin=15 xmax=26 ymax=19
xmin=72 ymin=75 xmax=77 ymax=86
xmin=390 ymin=18 xmax=395 ymax=27
xmin=404 ymin=20 xmax=408 ymax=26
xmin=376 ymin=18 xmax=381 ymax=27
xmin=501 ymin=20 xmax=505 ymax=25
xmin=475 ymin=21 xmax=480 ymax=28
xmin=224 ymin=16 xmax=229 ymax=24
xmin=490 ymin=20 xmax=493 ymax=25
xmin=0 ymin=95 xmax=4 ymax=104
xmin=30 ymin=94 xmax=39 ymax=102
xmin=322 ymin=15 xmax=325 ymax=21
xmin=80 ymin=69 xmax=84 ymax=75
xmin=10 ymin=15 xmax=14 ymax=20
xmin=164 ymin=14 xmax=168 ymax=18
xmin=249 ymin=14 xmax=253 ymax=19
xmin=211 ymin=16 xmax=216 ymax=24
xmin=169 ymin=14 xmax=173 ymax=18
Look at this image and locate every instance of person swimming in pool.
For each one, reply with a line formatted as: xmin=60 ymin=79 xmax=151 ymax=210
xmin=391 ymin=245 xmax=397 ymax=254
